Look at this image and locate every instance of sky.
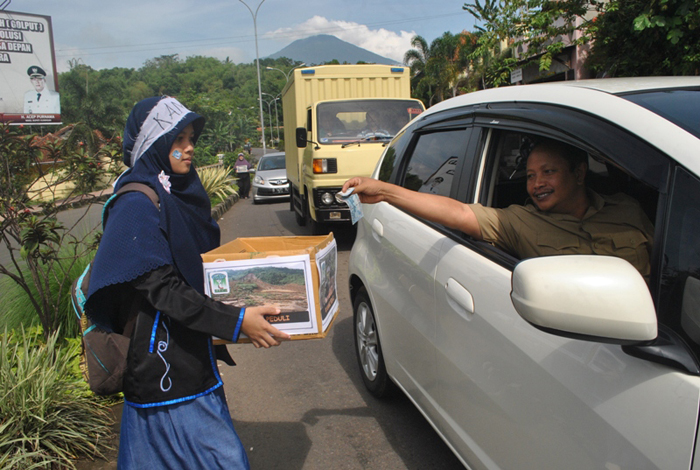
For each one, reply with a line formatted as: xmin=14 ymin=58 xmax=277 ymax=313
xmin=7 ymin=0 xmax=477 ymax=73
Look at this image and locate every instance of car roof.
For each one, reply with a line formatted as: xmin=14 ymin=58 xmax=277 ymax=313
xmin=423 ymin=77 xmax=700 ymax=176
xmin=259 ymin=152 xmax=285 ymax=158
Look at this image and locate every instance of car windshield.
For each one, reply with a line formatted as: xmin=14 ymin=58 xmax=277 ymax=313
xmin=316 ymin=99 xmax=423 ymax=145
xmin=258 ymin=155 xmax=285 ymax=171
xmin=621 ymin=89 xmax=700 ymax=139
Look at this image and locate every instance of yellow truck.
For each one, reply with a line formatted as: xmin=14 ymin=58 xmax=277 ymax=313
xmin=282 ymin=64 xmax=424 ymax=233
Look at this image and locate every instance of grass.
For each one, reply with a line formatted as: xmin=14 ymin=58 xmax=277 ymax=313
xmin=0 ymin=327 xmax=115 ymax=469
xmin=0 ymin=245 xmax=94 ymax=339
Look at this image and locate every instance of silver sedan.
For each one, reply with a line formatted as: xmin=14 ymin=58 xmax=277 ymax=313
xmin=252 ymin=152 xmax=289 ymax=204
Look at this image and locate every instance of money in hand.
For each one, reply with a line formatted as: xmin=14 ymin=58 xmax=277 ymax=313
xmin=337 ymin=188 xmax=364 ymax=225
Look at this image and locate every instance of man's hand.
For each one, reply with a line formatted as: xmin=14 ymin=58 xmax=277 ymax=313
xmin=341 ymin=177 xmax=387 ymax=204
xmin=241 ymin=306 xmax=291 ymax=348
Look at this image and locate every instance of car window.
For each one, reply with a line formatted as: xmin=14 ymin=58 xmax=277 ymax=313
xmin=473 ymin=128 xmax=660 ymax=273
xmin=377 ymin=128 xmax=410 ymax=182
xmin=399 ymin=130 xmax=468 ymax=197
xmin=259 ymin=155 xmax=285 ymax=171
xmin=621 ymin=89 xmax=700 ymax=140
xmin=659 ymin=167 xmax=700 ymax=348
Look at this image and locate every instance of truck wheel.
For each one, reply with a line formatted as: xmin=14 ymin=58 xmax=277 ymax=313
xmin=306 ymin=197 xmax=324 ymax=235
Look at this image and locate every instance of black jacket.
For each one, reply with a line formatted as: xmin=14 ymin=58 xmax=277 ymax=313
xmin=115 ymin=265 xmax=244 ymax=407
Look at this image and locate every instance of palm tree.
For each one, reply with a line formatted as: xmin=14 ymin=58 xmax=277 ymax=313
xmin=404 ymin=35 xmax=436 ymax=106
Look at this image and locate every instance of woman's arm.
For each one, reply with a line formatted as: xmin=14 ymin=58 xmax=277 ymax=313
xmin=132 ymin=265 xmax=290 ymax=348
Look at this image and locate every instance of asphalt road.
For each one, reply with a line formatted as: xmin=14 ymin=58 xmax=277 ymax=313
xmin=216 ymin=197 xmax=465 ymax=470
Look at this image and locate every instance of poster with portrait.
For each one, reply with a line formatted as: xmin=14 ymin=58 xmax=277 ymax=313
xmin=204 ymin=254 xmax=318 ymax=337
xmin=315 ymin=238 xmax=338 ymax=332
xmin=0 ymin=10 xmax=61 ymax=125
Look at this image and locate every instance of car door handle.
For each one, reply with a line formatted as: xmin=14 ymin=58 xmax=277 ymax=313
xmin=372 ymin=219 xmax=384 ymax=238
xmin=445 ymin=278 xmax=474 ymax=319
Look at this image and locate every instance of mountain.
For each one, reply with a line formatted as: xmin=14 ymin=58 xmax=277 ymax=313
xmin=267 ymin=34 xmax=400 ymax=66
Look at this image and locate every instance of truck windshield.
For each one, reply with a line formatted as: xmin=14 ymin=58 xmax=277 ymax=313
xmin=317 ymin=99 xmax=423 ymax=145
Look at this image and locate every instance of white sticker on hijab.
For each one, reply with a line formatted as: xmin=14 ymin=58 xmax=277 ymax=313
xmin=130 ymin=97 xmax=191 ymax=167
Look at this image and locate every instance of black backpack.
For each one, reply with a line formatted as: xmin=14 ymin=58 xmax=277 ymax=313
xmin=71 ymin=183 xmax=159 ymax=396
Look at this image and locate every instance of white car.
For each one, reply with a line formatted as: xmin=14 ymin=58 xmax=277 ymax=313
xmin=348 ymin=77 xmax=700 ymax=469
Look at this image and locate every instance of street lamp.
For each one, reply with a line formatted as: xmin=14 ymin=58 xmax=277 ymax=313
xmin=239 ymin=0 xmax=267 ymax=155
xmin=259 ymin=97 xmax=274 ymax=148
xmin=265 ymin=63 xmax=306 ymax=83
xmin=262 ymin=92 xmax=280 ymax=143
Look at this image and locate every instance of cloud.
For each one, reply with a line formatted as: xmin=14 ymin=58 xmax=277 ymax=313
xmin=268 ymin=16 xmax=416 ymax=63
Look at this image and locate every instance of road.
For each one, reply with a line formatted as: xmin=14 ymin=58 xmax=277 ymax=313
xmin=216 ymin=197 xmax=465 ymax=470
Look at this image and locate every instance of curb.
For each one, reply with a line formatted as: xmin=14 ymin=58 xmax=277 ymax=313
xmin=211 ymin=193 xmax=239 ymax=221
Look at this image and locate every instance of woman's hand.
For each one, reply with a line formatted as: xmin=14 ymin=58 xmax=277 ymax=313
xmin=241 ymin=306 xmax=291 ymax=348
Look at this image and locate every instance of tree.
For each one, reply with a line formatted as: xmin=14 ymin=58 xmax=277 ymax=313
xmin=587 ymin=0 xmax=700 ymax=76
xmin=0 ymin=123 xmax=121 ymax=339
xmin=461 ymin=0 xmax=700 ymax=84
xmin=404 ymin=35 xmax=437 ymax=105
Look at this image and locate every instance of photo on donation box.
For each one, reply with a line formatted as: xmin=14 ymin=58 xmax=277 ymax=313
xmin=204 ymin=254 xmax=318 ymax=336
xmin=316 ymin=239 xmax=339 ymax=332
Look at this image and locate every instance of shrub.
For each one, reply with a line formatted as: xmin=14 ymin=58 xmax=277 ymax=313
xmin=0 ymin=245 xmax=94 ymax=338
xmin=0 ymin=327 xmax=115 ymax=469
xmin=1 ymin=122 xmax=117 ymax=340
xmin=198 ymin=165 xmax=238 ymax=202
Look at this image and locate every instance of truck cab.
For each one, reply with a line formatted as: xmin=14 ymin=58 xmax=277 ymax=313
xmin=292 ymin=98 xmax=424 ymax=233
xmin=282 ymin=65 xmax=424 ymax=234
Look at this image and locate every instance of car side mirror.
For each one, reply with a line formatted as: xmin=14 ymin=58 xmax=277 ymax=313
xmin=510 ymin=255 xmax=657 ymax=344
xmin=296 ymin=127 xmax=308 ymax=148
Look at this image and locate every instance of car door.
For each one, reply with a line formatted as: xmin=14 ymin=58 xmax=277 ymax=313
xmin=360 ymin=124 xmax=472 ymax=413
xmin=432 ymin=109 xmax=700 ymax=470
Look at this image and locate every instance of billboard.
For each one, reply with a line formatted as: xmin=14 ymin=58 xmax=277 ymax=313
xmin=0 ymin=10 xmax=61 ymax=125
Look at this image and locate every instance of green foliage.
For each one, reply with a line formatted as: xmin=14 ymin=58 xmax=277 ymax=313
xmin=58 ymin=56 xmax=305 ymax=154
xmin=1 ymin=122 xmax=106 ymax=340
xmin=460 ymin=0 xmax=700 ymax=86
xmin=255 ymin=268 xmax=305 ymax=285
xmin=0 ymin=123 xmax=37 ymax=201
xmin=588 ymin=0 xmax=700 ymax=76
xmin=0 ymin=245 xmax=93 ymax=338
xmin=198 ymin=165 xmax=238 ymax=201
xmin=0 ymin=327 xmax=115 ymax=469
xmin=229 ymin=267 xmax=304 ymax=285
xmin=404 ymin=31 xmax=480 ymax=105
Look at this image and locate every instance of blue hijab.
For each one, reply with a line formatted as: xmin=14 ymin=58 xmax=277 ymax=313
xmin=86 ymin=96 xmax=220 ymax=328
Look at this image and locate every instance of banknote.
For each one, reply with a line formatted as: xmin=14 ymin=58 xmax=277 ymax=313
xmin=337 ymin=188 xmax=364 ymax=224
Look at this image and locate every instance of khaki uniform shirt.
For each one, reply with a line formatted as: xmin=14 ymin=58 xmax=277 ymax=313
xmin=470 ymin=191 xmax=654 ymax=277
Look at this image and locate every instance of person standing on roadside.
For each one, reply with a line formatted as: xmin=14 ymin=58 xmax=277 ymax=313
xmin=85 ymin=96 xmax=289 ymax=469
xmin=235 ymin=152 xmax=252 ymax=199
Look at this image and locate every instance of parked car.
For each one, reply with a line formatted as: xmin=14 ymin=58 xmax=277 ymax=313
xmin=348 ymin=77 xmax=700 ymax=469
xmin=252 ymin=152 xmax=289 ymax=204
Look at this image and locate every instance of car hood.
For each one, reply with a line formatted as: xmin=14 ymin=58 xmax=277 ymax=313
xmin=256 ymin=168 xmax=288 ymax=180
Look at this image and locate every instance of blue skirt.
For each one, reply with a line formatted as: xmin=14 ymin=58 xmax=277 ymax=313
xmin=117 ymin=387 xmax=249 ymax=469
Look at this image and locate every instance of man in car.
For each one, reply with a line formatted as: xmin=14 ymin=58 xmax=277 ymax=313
xmin=342 ymin=138 xmax=654 ymax=277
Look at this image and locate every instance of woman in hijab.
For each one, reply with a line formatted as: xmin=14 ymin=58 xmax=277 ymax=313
xmin=85 ymin=96 xmax=289 ymax=469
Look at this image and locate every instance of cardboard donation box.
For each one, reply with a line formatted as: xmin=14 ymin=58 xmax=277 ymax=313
xmin=202 ymin=234 xmax=339 ymax=342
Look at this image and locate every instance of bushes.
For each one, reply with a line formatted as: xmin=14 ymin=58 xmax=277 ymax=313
xmin=198 ymin=165 xmax=238 ymax=202
xmin=0 ymin=245 xmax=94 ymax=338
xmin=0 ymin=327 xmax=115 ymax=469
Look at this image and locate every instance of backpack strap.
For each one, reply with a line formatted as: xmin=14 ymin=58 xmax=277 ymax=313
xmin=116 ymin=182 xmax=159 ymax=208
xmin=102 ymin=182 xmax=160 ymax=229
